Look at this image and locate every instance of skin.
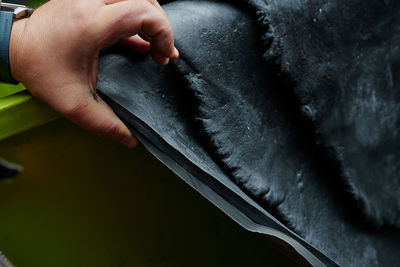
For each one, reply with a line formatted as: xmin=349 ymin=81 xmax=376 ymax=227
xmin=8 ymin=0 xmax=179 ymax=147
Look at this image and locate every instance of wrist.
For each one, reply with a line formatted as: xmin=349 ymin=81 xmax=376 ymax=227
xmin=9 ymin=18 xmax=27 ymax=83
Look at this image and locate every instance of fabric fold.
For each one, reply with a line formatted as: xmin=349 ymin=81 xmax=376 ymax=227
xmin=98 ymin=1 xmax=400 ymax=266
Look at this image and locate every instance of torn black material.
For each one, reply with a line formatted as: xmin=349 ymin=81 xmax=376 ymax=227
xmin=251 ymin=0 xmax=400 ymax=230
xmin=98 ymin=1 xmax=400 ymax=266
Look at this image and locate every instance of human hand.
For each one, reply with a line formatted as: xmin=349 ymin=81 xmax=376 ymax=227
xmin=9 ymin=0 xmax=179 ymax=147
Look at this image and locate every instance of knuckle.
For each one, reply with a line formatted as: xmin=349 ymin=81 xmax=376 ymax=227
xmin=153 ymin=25 xmax=175 ymax=54
xmin=71 ymin=7 xmax=97 ymax=35
xmin=71 ymin=8 xmax=87 ymax=28
xmin=151 ymin=21 xmax=172 ymax=42
xmin=141 ymin=3 xmax=163 ymax=26
xmin=160 ymin=24 xmax=173 ymax=36
xmin=136 ymin=0 xmax=152 ymax=17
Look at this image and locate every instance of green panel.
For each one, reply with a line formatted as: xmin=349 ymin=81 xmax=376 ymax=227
xmin=0 ymin=91 xmax=58 ymax=140
xmin=26 ymin=0 xmax=47 ymax=8
xmin=0 ymin=119 xmax=301 ymax=267
xmin=0 ymin=83 xmax=25 ymax=99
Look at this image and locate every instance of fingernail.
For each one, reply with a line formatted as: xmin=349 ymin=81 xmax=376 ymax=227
xmin=123 ymin=137 xmax=138 ymax=148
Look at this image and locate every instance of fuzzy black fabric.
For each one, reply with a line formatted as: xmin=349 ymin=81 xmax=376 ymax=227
xmin=245 ymin=0 xmax=400 ymax=230
xmin=97 ymin=1 xmax=400 ymax=266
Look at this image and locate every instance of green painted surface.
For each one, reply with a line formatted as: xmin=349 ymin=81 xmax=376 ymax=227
xmin=0 ymin=91 xmax=58 ymax=141
xmin=0 ymin=0 xmax=54 ymax=141
xmin=0 ymin=119 xmax=303 ymax=267
xmin=0 ymin=83 xmax=25 ymax=99
xmin=26 ymin=0 xmax=46 ymax=8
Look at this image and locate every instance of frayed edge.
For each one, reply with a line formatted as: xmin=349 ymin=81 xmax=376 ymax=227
xmin=183 ymin=71 xmax=295 ymax=231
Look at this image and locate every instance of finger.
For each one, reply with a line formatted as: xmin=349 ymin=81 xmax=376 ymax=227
xmin=152 ymin=52 xmax=169 ymax=65
xmin=171 ymin=47 xmax=179 ymax=60
xmin=141 ymin=11 xmax=176 ymax=59
xmin=98 ymin=1 xmax=178 ymax=60
xmin=103 ymin=0 xmax=164 ymax=14
xmin=138 ymin=30 xmax=152 ymax=42
xmin=103 ymin=0 xmax=162 ymax=10
xmin=58 ymin=86 xmax=138 ymax=148
xmin=137 ymin=1 xmax=179 ymax=60
xmin=119 ymin=35 xmax=150 ymax=53
xmin=97 ymin=1 xmax=159 ymax=44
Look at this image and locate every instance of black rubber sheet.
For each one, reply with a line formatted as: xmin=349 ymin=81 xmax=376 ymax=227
xmin=95 ymin=1 xmax=400 ymax=266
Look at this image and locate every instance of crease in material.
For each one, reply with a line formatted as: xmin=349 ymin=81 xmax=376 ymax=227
xmin=97 ymin=1 xmax=400 ymax=266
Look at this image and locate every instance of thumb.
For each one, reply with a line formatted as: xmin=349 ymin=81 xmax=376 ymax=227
xmin=57 ymin=86 xmax=138 ymax=148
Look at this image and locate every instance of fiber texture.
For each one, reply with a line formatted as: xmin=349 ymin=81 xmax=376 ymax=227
xmin=246 ymin=0 xmax=400 ymax=229
xmin=97 ymin=1 xmax=400 ymax=266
